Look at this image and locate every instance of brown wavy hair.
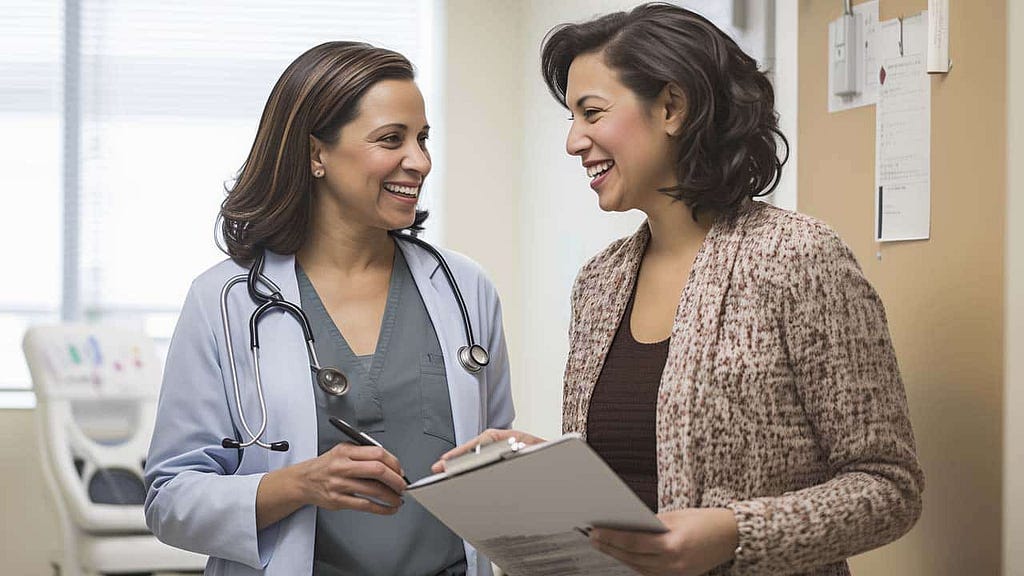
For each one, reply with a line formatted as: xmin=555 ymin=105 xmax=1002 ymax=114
xmin=218 ymin=41 xmax=427 ymax=262
xmin=541 ymin=3 xmax=788 ymax=219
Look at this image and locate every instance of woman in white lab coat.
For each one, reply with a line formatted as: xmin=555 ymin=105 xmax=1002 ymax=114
xmin=144 ymin=41 xmax=514 ymax=576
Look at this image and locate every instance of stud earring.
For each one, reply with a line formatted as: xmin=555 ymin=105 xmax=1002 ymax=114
xmin=313 ymin=168 xmax=324 ymax=178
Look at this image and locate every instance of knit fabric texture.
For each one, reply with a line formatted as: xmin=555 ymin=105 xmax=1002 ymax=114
xmin=562 ymin=201 xmax=924 ymax=575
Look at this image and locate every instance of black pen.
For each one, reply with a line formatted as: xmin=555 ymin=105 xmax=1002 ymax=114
xmin=329 ymin=416 xmax=411 ymax=484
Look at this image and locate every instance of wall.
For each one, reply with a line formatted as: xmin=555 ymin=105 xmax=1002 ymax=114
xmin=0 ymin=410 xmax=60 ymax=576
xmin=1005 ymin=0 xmax=1024 ymax=571
xmin=440 ymin=1 xmax=526 ymax=396
xmin=799 ymin=1 xmax=1005 ymax=573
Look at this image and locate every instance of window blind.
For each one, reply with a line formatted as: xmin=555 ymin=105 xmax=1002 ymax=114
xmin=0 ymin=0 xmax=439 ymax=397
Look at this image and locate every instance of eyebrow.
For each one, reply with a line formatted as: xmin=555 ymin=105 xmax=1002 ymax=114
xmin=372 ymin=122 xmax=430 ymax=132
xmin=572 ymin=95 xmax=606 ymax=109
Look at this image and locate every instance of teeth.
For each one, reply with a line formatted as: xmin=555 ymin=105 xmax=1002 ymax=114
xmin=586 ymin=160 xmax=614 ymax=179
xmin=384 ymin=183 xmax=420 ymax=197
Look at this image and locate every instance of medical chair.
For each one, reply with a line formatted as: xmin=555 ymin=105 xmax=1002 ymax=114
xmin=23 ymin=324 xmax=207 ymax=576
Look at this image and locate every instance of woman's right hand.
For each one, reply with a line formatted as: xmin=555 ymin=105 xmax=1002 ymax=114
xmin=300 ymin=442 xmax=407 ymax=512
xmin=430 ymin=429 xmax=546 ymax=474
xmin=257 ymin=443 xmax=407 ymax=529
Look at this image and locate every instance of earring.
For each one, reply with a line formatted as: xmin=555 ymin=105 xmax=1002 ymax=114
xmin=313 ymin=168 xmax=324 ymax=178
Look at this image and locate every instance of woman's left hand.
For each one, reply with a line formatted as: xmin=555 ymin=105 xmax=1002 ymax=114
xmin=589 ymin=508 xmax=739 ymax=576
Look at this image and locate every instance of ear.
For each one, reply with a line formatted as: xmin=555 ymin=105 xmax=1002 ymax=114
xmin=309 ymin=135 xmax=325 ymax=173
xmin=658 ymin=82 xmax=687 ymax=137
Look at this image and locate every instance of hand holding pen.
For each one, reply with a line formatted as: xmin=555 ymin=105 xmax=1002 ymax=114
xmin=330 ymin=416 xmax=411 ymax=484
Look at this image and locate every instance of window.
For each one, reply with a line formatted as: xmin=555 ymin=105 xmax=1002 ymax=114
xmin=0 ymin=0 xmax=441 ymax=407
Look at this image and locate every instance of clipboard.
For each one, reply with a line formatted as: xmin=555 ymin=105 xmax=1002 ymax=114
xmin=406 ymin=433 xmax=666 ymax=575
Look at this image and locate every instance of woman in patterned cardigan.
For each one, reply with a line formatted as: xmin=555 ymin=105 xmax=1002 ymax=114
xmin=436 ymin=4 xmax=923 ymax=574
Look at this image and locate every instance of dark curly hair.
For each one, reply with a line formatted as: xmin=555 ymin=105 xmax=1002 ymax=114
xmin=219 ymin=41 xmax=428 ymax=263
xmin=541 ymin=3 xmax=788 ymax=219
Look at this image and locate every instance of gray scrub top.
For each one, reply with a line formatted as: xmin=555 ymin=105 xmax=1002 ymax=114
xmin=296 ymin=249 xmax=467 ymax=576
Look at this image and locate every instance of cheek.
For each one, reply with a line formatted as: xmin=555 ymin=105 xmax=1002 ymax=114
xmin=602 ymin=116 xmax=656 ymax=170
xmin=596 ymin=117 xmax=634 ymax=155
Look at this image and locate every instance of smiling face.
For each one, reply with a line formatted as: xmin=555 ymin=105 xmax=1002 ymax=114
xmin=564 ymin=52 xmax=681 ymax=213
xmin=310 ymin=79 xmax=430 ymax=232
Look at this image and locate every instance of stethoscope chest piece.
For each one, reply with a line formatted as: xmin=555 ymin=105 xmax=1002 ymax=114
xmin=316 ymin=366 xmax=349 ymax=396
xmin=458 ymin=344 xmax=489 ymax=373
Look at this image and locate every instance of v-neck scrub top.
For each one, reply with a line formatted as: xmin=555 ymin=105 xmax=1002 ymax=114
xmin=296 ymin=248 xmax=466 ymax=576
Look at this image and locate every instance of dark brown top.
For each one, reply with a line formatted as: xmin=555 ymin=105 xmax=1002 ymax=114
xmin=585 ymin=285 xmax=668 ymax=512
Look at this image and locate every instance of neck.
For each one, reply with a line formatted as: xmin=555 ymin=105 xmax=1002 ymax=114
xmin=641 ymin=193 xmax=715 ymax=257
xmin=297 ymin=213 xmax=395 ymax=276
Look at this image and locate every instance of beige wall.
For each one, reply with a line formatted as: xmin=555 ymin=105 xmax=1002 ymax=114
xmin=1005 ymin=0 xmax=1024 ymax=571
xmin=0 ymin=409 xmax=60 ymax=576
xmin=440 ymin=1 xmax=526 ymax=404
xmin=799 ymin=0 xmax=1006 ymax=573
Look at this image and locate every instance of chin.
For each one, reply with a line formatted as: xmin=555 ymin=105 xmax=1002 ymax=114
xmin=597 ymin=195 xmax=625 ymax=213
xmin=384 ymin=211 xmax=418 ymax=231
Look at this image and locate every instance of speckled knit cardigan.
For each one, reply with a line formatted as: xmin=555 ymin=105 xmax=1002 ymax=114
xmin=562 ymin=201 xmax=924 ymax=575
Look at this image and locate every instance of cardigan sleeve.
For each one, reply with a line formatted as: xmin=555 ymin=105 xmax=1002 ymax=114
xmin=726 ymin=227 xmax=924 ymax=574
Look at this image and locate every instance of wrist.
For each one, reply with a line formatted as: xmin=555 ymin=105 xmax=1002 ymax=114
xmin=722 ymin=507 xmax=742 ymax=562
xmin=264 ymin=464 xmax=309 ymax=509
xmin=715 ymin=507 xmax=741 ymax=561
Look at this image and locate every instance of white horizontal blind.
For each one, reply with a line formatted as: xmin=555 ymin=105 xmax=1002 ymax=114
xmin=0 ymin=0 xmax=439 ymax=400
xmin=78 ymin=0 xmax=436 ymax=315
xmin=0 ymin=1 xmax=63 ymax=395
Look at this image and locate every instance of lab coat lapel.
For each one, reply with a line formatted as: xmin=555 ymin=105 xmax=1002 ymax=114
xmin=397 ymin=240 xmax=481 ymax=446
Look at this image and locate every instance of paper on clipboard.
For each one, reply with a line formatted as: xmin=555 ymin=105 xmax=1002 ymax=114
xmin=406 ymin=433 xmax=665 ymax=575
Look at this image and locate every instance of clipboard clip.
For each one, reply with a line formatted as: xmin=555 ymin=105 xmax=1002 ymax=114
xmin=443 ymin=436 xmax=526 ymax=477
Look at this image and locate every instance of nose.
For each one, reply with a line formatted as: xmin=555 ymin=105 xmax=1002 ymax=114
xmin=402 ymin=140 xmax=431 ymax=176
xmin=565 ymin=119 xmax=590 ymax=157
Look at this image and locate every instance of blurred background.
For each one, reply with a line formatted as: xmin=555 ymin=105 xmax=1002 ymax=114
xmin=1 ymin=0 xmax=1021 ymax=574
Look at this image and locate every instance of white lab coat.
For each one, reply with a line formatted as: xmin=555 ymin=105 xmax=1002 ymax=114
xmin=144 ymin=241 xmax=514 ymax=576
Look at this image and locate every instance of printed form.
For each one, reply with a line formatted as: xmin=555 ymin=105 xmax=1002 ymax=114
xmin=875 ymin=12 xmax=931 ymax=242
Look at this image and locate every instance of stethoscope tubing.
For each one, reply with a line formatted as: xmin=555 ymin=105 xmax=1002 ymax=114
xmin=389 ymin=231 xmax=476 ymax=346
xmin=220 ymin=274 xmax=282 ymax=450
xmin=221 ymin=235 xmax=487 ymax=452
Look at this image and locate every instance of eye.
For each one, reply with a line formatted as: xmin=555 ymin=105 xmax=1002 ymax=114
xmin=379 ymin=133 xmax=402 ymax=146
xmin=417 ymin=133 xmax=430 ymax=148
xmin=568 ymin=109 xmax=602 ymax=122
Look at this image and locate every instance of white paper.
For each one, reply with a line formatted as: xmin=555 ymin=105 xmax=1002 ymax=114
xmin=828 ymin=0 xmax=880 ymax=113
xmin=407 ymin=434 xmax=665 ymax=575
xmin=875 ymin=13 xmax=931 ymax=242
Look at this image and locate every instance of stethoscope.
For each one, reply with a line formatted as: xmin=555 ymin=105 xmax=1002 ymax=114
xmin=220 ymin=230 xmax=490 ymax=452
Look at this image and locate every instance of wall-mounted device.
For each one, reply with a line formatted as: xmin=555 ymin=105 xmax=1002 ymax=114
xmin=830 ymin=1 xmax=860 ymax=97
xmin=927 ymin=0 xmax=951 ymax=73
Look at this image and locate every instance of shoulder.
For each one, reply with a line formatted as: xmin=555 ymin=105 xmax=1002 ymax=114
xmin=730 ymin=202 xmax=857 ymax=281
xmin=434 ymin=246 xmax=489 ymax=280
xmin=400 ymin=240 xmax=499 ymax=298
xmin=183 ymin=258 xmax=249 ymax=306
xmin=573 ymin=224 xmax=648 ymax=295
xmin=189 ymin=257 xmax=248 ymax=292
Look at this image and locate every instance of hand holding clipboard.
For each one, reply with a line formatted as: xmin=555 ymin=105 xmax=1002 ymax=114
xmin=409 ymin=432 xmax=666 ymax=576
